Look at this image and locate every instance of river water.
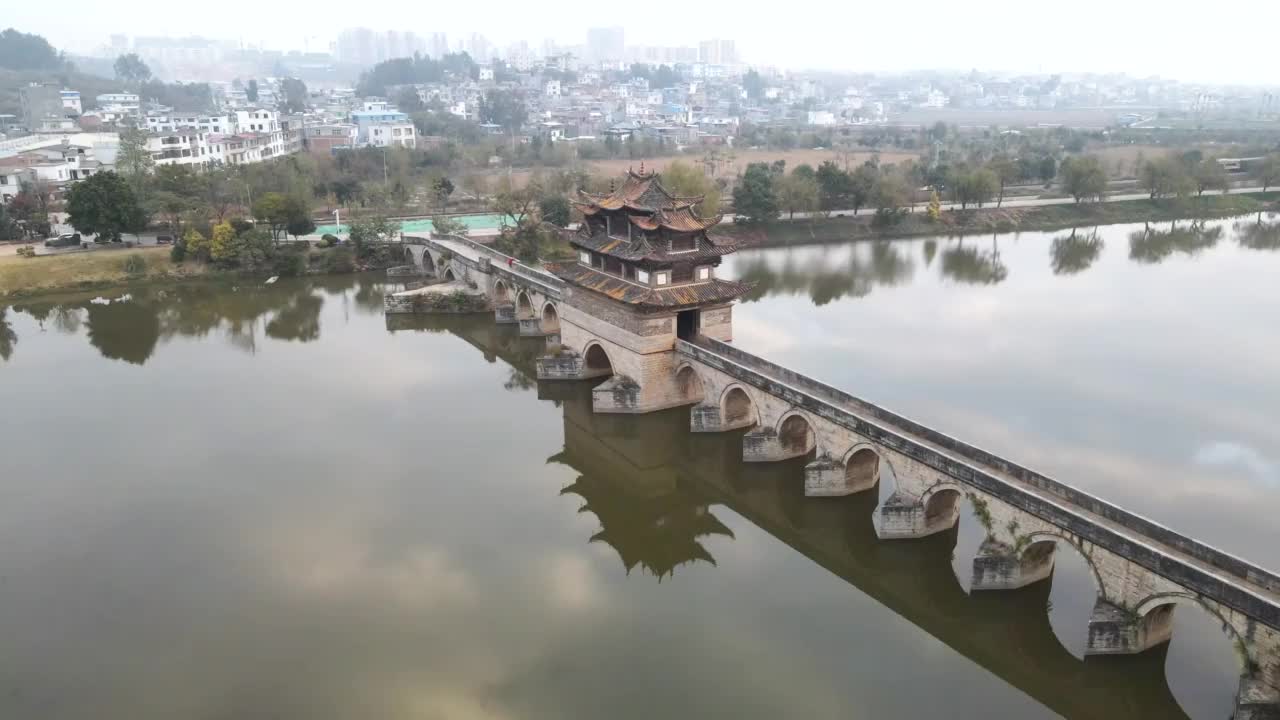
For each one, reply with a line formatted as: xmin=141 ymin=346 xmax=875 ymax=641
xmin=1 ymin=214 xmax=1278 ymax=719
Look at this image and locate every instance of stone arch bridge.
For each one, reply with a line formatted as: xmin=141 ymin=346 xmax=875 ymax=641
xmin=394 ymin=234 xmax=1280 ymax=718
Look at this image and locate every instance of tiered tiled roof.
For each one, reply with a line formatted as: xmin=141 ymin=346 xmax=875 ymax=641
xmin=546 ymin=263 xmax=753 ymax=310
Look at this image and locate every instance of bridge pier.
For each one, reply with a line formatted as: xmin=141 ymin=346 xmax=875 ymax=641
xmin=1235 ymin=674 xmax=1280 ymax=720
xmin=495 ymin=304 xmax=517 ymax=324
xmin=518 ymin=317 xmax=546 ymax=337
xmin=970 ymin=539 xmax=1056 ymax=591
xmin=1085 ymin=599 xmax=1174 ymax=656
xmin=876 ymin=493 xmax=959 ymax=539
xmin=804 ymin=455 xmax=852 ymax=496
xmin=690 ymin=402 xmax=754 ymax=433
xmin=742 ymin=427 xmax=811 ymax=463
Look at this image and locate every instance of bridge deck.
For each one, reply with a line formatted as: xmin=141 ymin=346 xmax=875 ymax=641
xmin=678 ymin=337 xmax=1280 ymax=628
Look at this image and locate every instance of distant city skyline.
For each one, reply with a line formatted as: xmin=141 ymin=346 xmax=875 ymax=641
xmin=6 ymin=0 xmax=1280 ymax=87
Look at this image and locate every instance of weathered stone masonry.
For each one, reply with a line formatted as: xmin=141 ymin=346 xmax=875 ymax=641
xmin=390 ymin=170 xmax=1280 ymax=717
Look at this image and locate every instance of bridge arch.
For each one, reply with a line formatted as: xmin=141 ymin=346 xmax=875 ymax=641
xmin=584 ymin=342 xmax=614 ymax=376
xmin=443 ymin=267 xmax=457 ymax=282
xmin=674 ymin=363 xmax=705 ymax=404
xmin=842 ymin=443 xmax=882 ymax=493
xmin=403 ymin=245 xmax=415 ymax=263
xmin=775 ymin=410 xmax=817 ymax=457
xmin=516 ymin=290 xmax=535 ymax=319
xmin=920 ymin=482 xmax=966 ymax=531
xmin=1022 ymin=531 xmax=1106 ymax=601
xmin=541 ymin=302 xmax=560 ymax=333
xmin=494 ymin=279 xmax=510 ymax=303
xmin=423 ymin=251 xmax=439 ymax=275
xmin=720 ymin=384 xmax=759 ymax=428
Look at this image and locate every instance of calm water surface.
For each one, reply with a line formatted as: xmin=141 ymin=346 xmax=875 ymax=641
xmin=2 ymin=213 xmax=1278 ymax=719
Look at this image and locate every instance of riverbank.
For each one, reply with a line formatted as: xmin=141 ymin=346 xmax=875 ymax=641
xmin=723 ymin=192 xmax=1280 ymax=247
xmin=0 ymin=244 xmax=394 ymax=301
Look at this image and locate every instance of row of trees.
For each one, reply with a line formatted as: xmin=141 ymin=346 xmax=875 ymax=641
xmin=732 ymin=160 xmax=919 ymax=222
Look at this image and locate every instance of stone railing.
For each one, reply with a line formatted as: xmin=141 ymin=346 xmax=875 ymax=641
xmin=676 ymin=336 xmax=1280 ymax=626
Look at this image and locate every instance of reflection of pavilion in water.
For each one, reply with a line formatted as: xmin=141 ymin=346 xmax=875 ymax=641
xmin=390 ymin=313 xmax=1203 ymax=720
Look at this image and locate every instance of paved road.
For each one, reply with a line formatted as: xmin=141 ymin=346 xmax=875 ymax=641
xmin=774 ymin=185 xmax=1271 ymax=221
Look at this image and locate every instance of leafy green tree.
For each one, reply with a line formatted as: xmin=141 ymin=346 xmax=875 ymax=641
xmin=988 ymin=155 xmax=1019 ymax=207
xmin=480 ymin=89 xmax=527 ymax=134
xmin=871 ymin=172 xmax=911 ymax=213
xmin=1193 ymin=158 xmax=1229 ymax=197
xmin=0 ymin=29 xmax=67 ymax=71
xmin=777 ymin=170 xmax=820 ymax=219
xmin=432 ymin=176 xmax=455 ymax=209
xmin=246 ymin=79 xmax=259 ymax=102
xmin=539 ymin=195 xmax=571 ymax=227
xmin=252 ymin=193 xmax=309 ymax=244
xmin=348 ymin=214 xmax=397 ymax=257
xmin=286 ymin=215 xmax=316 ymax=240
xmin=661 ymin=160 xmax=721 ymax=215
xmin=732 ymin=163 xmax=779 ymax=223
xmin=210 ymin=221 xmax=235 ymax=262
xmin=116 ymin=127 xmax=154 ymax=198
xmin=431 ymin=215 xmax=469 ymax=236
xmin=743 ymin=69 xmax=765 ymax=101
xmin=280 ymin=77 xmax=308 ymax=113
xmin=113 ymin=53 xmax=152 ymax=84
xmin=1139 ymin=157 xmax=1192 ymax=199
xmin=1250 ymin=154 xmax=1280 ymax=192
xmin=66 ymin=171 xmax=148 ymax=241
xmin=183 ymin=227 xmax=209 ymax=262
xmin=1058 ymin=156 xmax=1107 ymax=203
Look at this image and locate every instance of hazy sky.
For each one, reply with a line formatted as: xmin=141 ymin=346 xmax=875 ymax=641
xmin=8 ymin=0 xmax=1278 ymax=86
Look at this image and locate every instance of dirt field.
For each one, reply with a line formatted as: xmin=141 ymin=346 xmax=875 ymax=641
xmin=887 ymin=107 xmax=1127 ymax=129
xmin=489 ymin=148 xmax=920 ymax=187
xmin=1089 ymin=145 xmax=1180 ymax=178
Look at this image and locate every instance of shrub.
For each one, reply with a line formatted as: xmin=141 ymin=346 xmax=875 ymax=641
xmin=319 ymin=233 xmax=339 ymax=248
xmin=170 ymin=241 xmax=186 ymax=263
xmin=322 ymin=246 xmax=356 ymax=274
xmin=272 ymin=246 xmax=308 ymax=277
xmin=122 ymin=253 xmax=147 ymax=276
xmin=229 ymin=218 xmax=255 ymax=235
xmin=16 ymin=245 xmax=37 ymax=258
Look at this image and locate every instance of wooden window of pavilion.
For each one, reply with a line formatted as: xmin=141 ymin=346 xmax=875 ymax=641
xmin=671 ymin=234 xmax=696 ymax=252
xmin=672 ymin=263 xmax=694 ymax=283
xmin=604 ymin=256 xmax=622 ymax=275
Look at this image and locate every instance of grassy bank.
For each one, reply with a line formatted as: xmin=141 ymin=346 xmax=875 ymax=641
xmin=0 ymin=247 xmax=212 ymax=300
xmin=0 ymin=244 xmax=381 ymax=301
xmin=723 ymin=193 xmax=1280 ymax=247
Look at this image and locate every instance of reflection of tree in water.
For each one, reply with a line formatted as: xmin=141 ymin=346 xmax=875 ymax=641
xmin=923 ymin=239 xmax=938 ymax=267
xmin=503 ymin=367 xmax=537 ymax=392
xmin=264 ymin=293 xmax=324 ymax=342
xmin=1234 ymin=215 xmax=1280 ymax=251
xmin=352 ymin=280 xmax=387 ymax=314
xmin=735 ymin=242 xmax=915 ymax=306
xmin=0 ymin=308 xmax=16 ymax=361
xmin=1050 ymin=228 xmax=1105 ymax=275
xmin=86 ymin=300 xmax=161 ymax=365
xmin=940 ymin=236 xmax=1009 ymax=285
xmin=1128 ymin=220 xmax=1223 ymax=264
xmin=559 ymin=473 xmax=734 ymax=580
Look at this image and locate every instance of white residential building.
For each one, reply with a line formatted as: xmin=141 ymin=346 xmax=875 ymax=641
xmin=545 ymin=80 xmax=561 ymax=98
xmin=366 ymin=122 xmax=416 ymax=149
xmin=60 ymin=90 xmax=82 ymax=115
xmin=147 ymin=131 xmax=223 ymax=167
